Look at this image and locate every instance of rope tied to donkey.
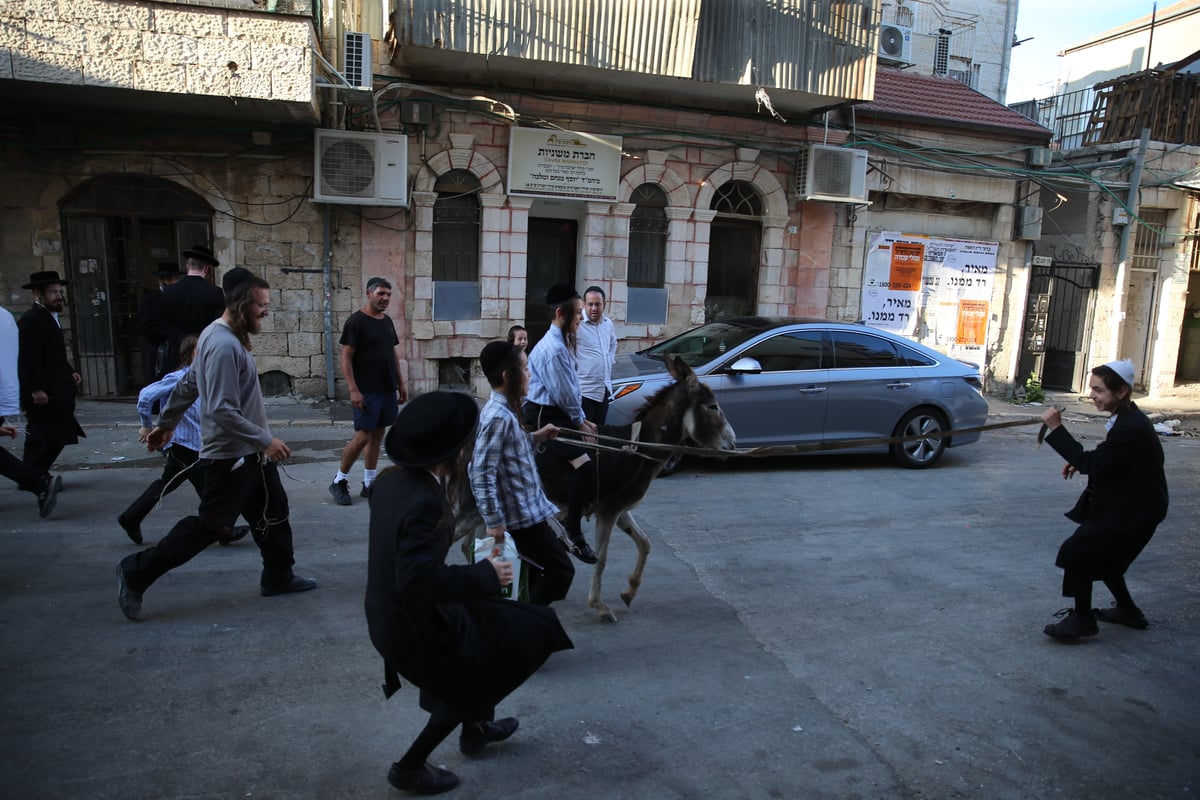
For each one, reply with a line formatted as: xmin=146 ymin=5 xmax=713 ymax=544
xmin=555 ymin=416 xmax=1047 ymax=460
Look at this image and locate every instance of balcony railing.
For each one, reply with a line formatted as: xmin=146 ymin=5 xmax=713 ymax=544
xmin=1011 ymin=69 xmax=1200 ymax=150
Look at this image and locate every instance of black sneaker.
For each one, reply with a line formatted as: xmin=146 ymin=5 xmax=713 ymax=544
xmin=360 ymin=483 xmax=371 ymax=498
xmin=116 ymin=556 xmax=143 ymax=621
xmin=1094 ymin=604 xmax=1149 ymax=630
xmin=37 ymin=474 xmax=60 ymax=519
xmin=1043 ymin=608 xmax=1099 ymax=642
xmin=387 ymin=761 xmax=459 ymax=794
xmin=460 ymin=717 xmax=519 ymax=756
xmin=219 ymin=524 xmax=251 ymax=546
xmin=329 ymin=479 xmax=352 ymax=506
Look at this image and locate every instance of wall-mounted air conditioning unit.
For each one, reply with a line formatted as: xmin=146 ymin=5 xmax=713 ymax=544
xmin=796 ymin=145 xmax=869 ymax=203
xmin=313 ymin=130 xmax=408 ymax=206
xmin=342 ymin=31 xmax=372 ymax=90
xmin=878 ymin=24 xmax=913 ymax=64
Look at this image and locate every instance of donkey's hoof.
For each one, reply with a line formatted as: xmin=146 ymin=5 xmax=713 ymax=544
xmin=620 ymin=591 xmax=635 ymax=608
xmin=599 ymin=610 xmax=618 ymax=623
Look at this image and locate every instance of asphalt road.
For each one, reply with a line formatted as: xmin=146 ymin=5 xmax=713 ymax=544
xmin=1 ymin=402 xmax=1198 ymax=799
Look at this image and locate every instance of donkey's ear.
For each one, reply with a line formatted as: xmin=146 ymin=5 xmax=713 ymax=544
xmin=666 ymin=354 xmax=697 ymax=384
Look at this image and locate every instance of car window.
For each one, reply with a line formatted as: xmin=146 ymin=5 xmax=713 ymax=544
xmin=831 ymin=331 xmax=899 ymax=368
xmin=737 ymin=331 xmax=826 ymax=371
xmin=642 ymin=320 xmax=770 ymax=366
xmin=894 ymin=341 xmax=937 ymax=367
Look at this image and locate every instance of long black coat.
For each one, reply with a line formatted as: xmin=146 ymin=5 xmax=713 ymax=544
xmin=17 ymin=304 xmax=84 ymax=444
xmin=1045 ymin=403 xmax=1168 ymax=580
xmin=365 ymin=466 xmax=572 ymax=717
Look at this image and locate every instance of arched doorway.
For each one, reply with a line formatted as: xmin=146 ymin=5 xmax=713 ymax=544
xmin=706 ymin=180 xmax=763 ymax=322
xmin=60 ymin=175 xmax=213 ymax=397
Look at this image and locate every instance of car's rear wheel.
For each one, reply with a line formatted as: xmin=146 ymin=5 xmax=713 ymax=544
xmin=890 ymin=408 xmax=948 ymax=469
xmin=656 ymin=451 xmax=684 ymax=477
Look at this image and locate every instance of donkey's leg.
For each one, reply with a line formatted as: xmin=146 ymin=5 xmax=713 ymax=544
xmin=616 ymin=510 xmax=650 ymax=609
xmin=588 ymin=513 xmax=619 ymax=623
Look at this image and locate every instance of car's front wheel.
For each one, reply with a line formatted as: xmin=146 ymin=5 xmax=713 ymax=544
xmin=890 ymin=408 xmax=948 ymax=469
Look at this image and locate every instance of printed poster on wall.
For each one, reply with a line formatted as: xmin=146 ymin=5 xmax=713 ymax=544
xmin=860 ymin=231 xmax=999 ymax=364
xmin=507 ymin=127 xmax=622 ymax=201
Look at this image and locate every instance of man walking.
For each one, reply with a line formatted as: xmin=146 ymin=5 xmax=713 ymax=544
xmin=116 ymin=269 xmax=317 ymax=621
xmin=137 ymin=262 xmax=182 ymax=383
xmin=577 ymin=285 xmax=618 ymax=424
xmin=329 ymin=277 xmax=407 ymax=505
xmin=17 ymin=271 xmax=85 ymax=475
xmin=2 ymin=304 xmax=60 ymax=517
xmin=159 ymin=244 xmax=225 ymax=371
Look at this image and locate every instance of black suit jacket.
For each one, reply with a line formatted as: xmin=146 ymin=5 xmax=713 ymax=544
xmin=17 ymin=304 xmax=83 ymax=437
xmin=160 ymin=275 xmax=224 ymax=340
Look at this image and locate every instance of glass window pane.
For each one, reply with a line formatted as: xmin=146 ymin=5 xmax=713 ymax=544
xmin=740 ymin=331 xmax=825 ymax=371
xmin=832 ymin=331 xmax=899 ymax=368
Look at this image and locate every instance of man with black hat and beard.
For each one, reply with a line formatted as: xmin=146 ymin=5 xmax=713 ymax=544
xmin=17 ymin=270 xmax=85 ymax=476
xmin=522 ymin=284 xmax=600 ymax=564
xmin=159 ymin=244 xmax=225 ymax=372
xmin=116 ymin=267 xmax=317 ymax=621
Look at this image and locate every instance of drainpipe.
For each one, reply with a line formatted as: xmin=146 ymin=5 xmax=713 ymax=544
xmin=1108 ymin=127 xmax=1152 ymax=374
xmin=322 ymin=205 xmax=336 ymax=399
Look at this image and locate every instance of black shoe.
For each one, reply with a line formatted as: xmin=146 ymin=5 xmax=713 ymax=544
xmin=1094 ymin=604 xmax=1149 ymax=630
xmin=565 ymin=527 xmax=598 ymax=565
xmin=460 ymin=717 xmax=519 ymax=756
xmin=1043 ymin=608 xmax=1099 ymax=642
xmin=260 ymin=575 xmax=318 ymax=597
xmin=37 ymin=474 xmax=61 ymax=519
xmin=329 ymin=479 xmax=352 ymax=506
xmin=219 ymin=524 xmax=251 ymax=546
xmin=117 ymin=512 xmax=143 ymax=544
xmin=360 ymin=483 xmax=371 ymax=498
xmin=387 ymin=761 xmax=459 ymax=795
xmin=116 ymin=557 xmax=143 ymax=621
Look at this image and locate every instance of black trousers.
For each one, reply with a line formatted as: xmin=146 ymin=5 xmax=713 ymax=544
xmin=121 ymin=445 xmax=204 ymax=527
xmin=581 ymin=395 xmax=610 ymax=425
xmin=508 ymin=520 xmax=574 ymax=605
xmin=125 ymin=454 xmax=296 ymax=592
xmin=1 ymin=445 xmax=45 ymax=493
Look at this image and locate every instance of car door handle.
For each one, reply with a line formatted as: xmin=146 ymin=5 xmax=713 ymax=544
xmin=886 ymin=382 xmax=912 ymax=389
xmin=798 ymin=387 xmax=827 ymax=394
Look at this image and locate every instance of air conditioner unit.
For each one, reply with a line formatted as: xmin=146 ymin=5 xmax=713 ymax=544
xmin=313 ymin=130 xmax=408 ymax=206
xmin=878 ymin=24 xmax=913 ymax=64
xmin=342 ymin=31 xmax=372 ymax=90
xmin=796 ymin=145 xmax=869 ymax=203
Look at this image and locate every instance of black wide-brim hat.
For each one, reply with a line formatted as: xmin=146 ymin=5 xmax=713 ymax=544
xmin=384 ymin=392 xmax=479 ymax=468
xmin=181 ymin=245 xmax=220 ymax=267
xmin=156 ymin=262 xmax=183 ymax=277
xmin=22 ymin=270 xmax=70 ymax=289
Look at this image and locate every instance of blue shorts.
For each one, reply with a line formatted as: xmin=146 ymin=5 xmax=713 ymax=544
xmin=354 ymin=392 xmax=399 ymax=432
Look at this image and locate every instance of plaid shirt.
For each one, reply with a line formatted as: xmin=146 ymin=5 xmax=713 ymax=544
xmin=138 ymin=367 xmax=201 ymax=452
xmin=526 ymin=323 xmax=585 ymax=426
xmin=469 ymin=391 xmax=559 ymax=531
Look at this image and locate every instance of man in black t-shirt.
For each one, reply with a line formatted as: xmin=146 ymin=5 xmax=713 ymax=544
xmin=329 ymin=277 xmax=408 ymax=505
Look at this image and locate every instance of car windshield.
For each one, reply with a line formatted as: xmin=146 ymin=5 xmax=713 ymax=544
xmin=640 ymin=319 xmax=774 ymax=367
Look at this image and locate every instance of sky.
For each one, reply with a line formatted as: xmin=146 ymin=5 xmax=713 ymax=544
xmin=1005 ymin=1 xmax=1161 ymax=102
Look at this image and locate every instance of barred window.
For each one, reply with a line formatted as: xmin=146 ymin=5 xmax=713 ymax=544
xmin=433 ymin=169 xmax=481 ymax=320
xmin=629 ymin=184 xmax=667 ymax=288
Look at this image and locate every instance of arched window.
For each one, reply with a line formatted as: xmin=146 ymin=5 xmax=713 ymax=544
xmin=627 ymin=184 xmax=669 ymax=323
xmin=432 ymin=169 xmax=481 ymax=320
xmin=706 ymin=180 xmax=762 ymax=321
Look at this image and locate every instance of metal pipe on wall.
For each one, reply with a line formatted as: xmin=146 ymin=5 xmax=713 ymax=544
xmin=322 ymin=205 xmax=336 ymax=399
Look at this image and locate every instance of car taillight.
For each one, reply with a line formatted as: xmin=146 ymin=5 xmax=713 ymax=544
xmin=612 ymin=382 xmax=644 ymax=400
xmin=963 ymin=376 xmax=983 ymax=394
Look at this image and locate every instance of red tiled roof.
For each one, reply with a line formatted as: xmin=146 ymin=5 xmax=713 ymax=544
xmin=857 ymin=68 xmax=1051 ymax=139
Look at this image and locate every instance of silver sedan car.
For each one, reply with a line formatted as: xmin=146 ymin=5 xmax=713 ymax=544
xmin=607 ymin=317 xmax=989 ymax=469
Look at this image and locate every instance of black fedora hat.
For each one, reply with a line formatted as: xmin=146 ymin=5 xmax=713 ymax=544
xmin=22 ymin=270 xmax=70 ymax=289
xmin=384 ymin=392 xmax=479 ymax=468
xmin=181 ymin=245 xmax=219 ymax=267
xmin=156 ymin=262 xmax=183 ymax=277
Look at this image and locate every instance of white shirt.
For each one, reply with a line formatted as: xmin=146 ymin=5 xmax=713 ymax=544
xmin=576 ymin=314 xmax=617 ymax=402
xmin=0 ymin=307 xmax=19 ymax=418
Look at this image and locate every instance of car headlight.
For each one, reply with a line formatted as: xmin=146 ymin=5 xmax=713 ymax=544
xmin=612 ymin=382 xmax=644 ymax=400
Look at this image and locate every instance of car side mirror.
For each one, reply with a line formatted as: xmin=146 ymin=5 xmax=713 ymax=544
xmin=727 ymin=357 xmax=762 ymax=374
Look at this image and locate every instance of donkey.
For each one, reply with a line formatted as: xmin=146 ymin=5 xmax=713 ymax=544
xmin=533 ymin=354 xmax=737 ymax=622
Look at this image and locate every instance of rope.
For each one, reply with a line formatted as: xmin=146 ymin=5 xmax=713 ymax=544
xmin=556 ymin=416 xmax=1046 ymax=460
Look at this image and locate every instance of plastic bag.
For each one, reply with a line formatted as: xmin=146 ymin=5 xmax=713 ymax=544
xmin=473 ymin=532 xmax=522 ymax=600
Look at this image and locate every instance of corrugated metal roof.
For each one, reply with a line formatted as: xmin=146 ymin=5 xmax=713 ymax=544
xmin=857 ymin=69 xmax=1051 ymax=138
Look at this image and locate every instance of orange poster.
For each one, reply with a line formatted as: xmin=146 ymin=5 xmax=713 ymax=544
xmin=888 ymin=241 xmax=924 ymax=291
xmin=956 ymin=299 xmax=989 ymax=345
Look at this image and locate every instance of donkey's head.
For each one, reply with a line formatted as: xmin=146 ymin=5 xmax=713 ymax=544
xmin=637 ymin=355 xmax=736 ymax=454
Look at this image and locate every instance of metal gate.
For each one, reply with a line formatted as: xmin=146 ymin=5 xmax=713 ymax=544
xmin=1019 ymin=261 xmax=1099 ymax=392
